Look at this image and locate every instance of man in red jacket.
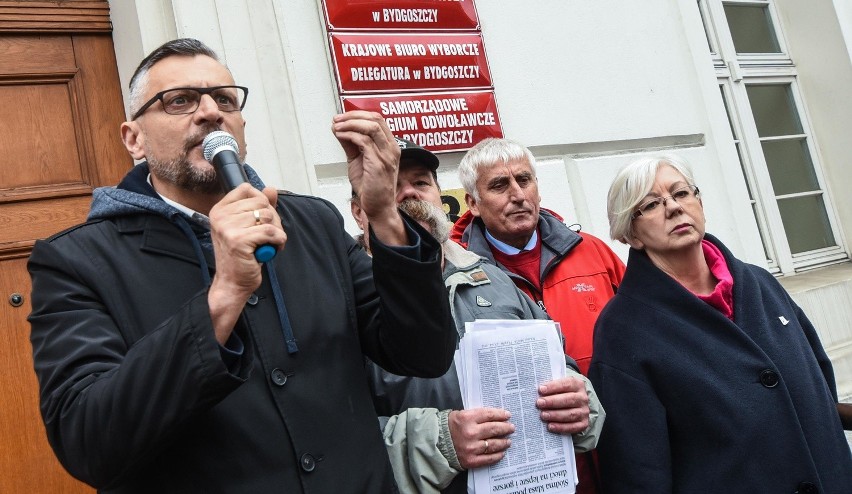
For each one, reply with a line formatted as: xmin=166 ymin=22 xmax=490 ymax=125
xmin=451 ymin=137 xmax=625 ymax=494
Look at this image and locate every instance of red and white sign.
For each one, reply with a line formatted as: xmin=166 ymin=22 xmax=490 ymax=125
xmin=330 ymin=32 xmax=491 ymax=93
xmin=323 ymin=0 xmax=479 ymax=31
xmin=342 ymin=90 xmax=503 ymax=153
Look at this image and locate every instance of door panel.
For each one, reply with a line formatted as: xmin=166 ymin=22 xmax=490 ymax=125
xmin=0 ymin=36 xmax=75 ymax=73
xmin=0 ymin=82 xmax=86 ymax=187
xmin=0 ymin=257 xmax=93 ymax=493
xmin=0 ymin=196 xmax=92 ymax=246
xmin=0 ymin=2 xmax=130 ymax=492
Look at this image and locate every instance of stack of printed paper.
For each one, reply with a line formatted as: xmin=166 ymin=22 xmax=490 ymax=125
xmin=456 ymin=319 xmax=578 ymax=494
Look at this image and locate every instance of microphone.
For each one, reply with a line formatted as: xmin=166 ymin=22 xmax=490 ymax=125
xmin=202 ymin=130 xmax=277 ymax=263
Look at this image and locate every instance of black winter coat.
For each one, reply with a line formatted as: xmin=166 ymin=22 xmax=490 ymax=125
xmin=28 ymin=185 xmax=454 ymax=493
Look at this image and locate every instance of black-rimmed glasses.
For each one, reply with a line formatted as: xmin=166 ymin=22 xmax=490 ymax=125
xmin=131 ymin=85 xmax=248 ymax=120
xmin=631 ymin=185 xmax=700 ymax=220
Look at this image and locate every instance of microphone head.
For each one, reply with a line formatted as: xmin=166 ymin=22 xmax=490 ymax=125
xmin=202 ymin=130 xmax=240 ymax=162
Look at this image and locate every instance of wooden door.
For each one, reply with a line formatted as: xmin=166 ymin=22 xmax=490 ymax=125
xmin=0 ymin=2 xmax=131 ymax=492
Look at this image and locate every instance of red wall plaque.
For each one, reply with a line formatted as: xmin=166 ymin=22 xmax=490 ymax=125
xmin=330 ymin=32 xmax=491 ymax=93
xmin=342 ymin=90 xmax=503 ymax=153
xmin=323 ymin=0 xmax=479 ymax=31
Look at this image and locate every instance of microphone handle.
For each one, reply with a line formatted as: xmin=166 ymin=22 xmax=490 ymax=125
xmin=215 ymin=158 xmax=277 ymax=263
xmin=218 ymin=161 xmax=250 ymax=191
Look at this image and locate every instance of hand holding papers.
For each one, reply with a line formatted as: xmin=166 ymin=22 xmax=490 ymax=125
xmin=456 ymin=320 xmax=578 ymax=494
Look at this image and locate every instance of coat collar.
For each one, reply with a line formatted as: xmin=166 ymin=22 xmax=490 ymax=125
xmin=112 ymin=214 xmax=207 ymax=267
xmin=457 ymin=209 xmax=582 ymax=279
xmin=620 ymin=233 xmax=748 ymax=324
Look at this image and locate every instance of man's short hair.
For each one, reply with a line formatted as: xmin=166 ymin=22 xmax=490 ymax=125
xmin=458 ymin=138 xmax=537 ymax=201
xmin=128 ymin=38 xmax=221 ymax=116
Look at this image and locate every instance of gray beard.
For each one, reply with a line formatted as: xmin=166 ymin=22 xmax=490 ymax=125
xmin=145 ymin=126 xmax=244 ymax=195
xmin=147 ymin=153 xmax=221 ymax=194
xmin=398 ymin=199 xmax=451 ymax=244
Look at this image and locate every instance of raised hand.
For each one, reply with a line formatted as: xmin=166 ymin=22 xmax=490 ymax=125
xmin=332 ymin=111 xmax=407 ymax=246
xmin=207 ymin=184 xmax=285 ymax=344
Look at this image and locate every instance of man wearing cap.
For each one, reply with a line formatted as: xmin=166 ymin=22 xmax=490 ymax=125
xmin=351 ymin=139 xmax=605 ymax=494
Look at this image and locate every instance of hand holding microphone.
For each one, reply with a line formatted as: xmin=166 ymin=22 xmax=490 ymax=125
xmin=203 ymin=131 xmax=277 ymax=263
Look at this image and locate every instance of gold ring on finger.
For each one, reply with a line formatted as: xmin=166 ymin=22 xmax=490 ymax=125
xmin=253 ymin=209 xmax=262 ymax=226
xmin=483 ymin=439 xmax=489 ymax=454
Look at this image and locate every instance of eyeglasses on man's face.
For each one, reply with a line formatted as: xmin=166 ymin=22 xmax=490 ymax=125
xmin=131 ymin=85 xmax=249 ymax=120
xmin=631 ymin=185 xmax=700 ymax=220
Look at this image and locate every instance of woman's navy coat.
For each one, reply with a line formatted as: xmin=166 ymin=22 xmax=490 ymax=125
xmin=589 ymin=234 xmax=852 ymax=493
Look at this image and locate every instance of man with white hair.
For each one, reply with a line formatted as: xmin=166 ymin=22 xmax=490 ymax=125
xmin=352 ymin=138 xmax=604 ymax=493
xmin=451 ymin=137 xmax=625 ymax=494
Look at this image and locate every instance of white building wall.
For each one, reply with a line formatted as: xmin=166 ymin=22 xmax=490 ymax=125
xmin=108 ymin=0 xmax=762 ymax=259
xmin=833 ymin=0 xmax=852 ymax=63
xmin=108 ymin=0 xmax=852 ymax=393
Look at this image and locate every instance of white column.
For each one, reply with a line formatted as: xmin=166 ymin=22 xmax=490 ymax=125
xmin=833 ymin=0 xmax=852 ymax=64
xmin=108 ymin=0 xmax=178 ymax=116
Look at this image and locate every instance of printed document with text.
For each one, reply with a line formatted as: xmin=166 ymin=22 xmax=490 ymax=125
xmin=456 ymin=320 xmax=577 ymax=494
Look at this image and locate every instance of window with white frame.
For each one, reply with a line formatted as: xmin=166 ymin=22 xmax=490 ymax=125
xmin=698 ymin=0 xmax=847 ymax=274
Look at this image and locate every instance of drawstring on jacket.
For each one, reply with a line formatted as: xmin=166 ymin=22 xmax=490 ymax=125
xmin=89 ymin=162 xmax=299 ymax=355
xmin=172 ymin=210 xmax=299 ymax=355
xmin=264 ymin=263 xmax=299 ymax=354
xmin=172 ymin=215 xmax=212 ymax=286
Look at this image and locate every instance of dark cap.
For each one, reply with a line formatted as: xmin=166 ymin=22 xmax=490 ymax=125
xmin=395 ymin=137 xmax=439 ymax=171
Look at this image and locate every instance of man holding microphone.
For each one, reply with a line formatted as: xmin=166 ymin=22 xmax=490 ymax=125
xmin=28 ymin=38 xmax=454 ymax=493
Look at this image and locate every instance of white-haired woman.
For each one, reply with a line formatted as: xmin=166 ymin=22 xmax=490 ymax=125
xmin=588 ymin=154 xmax=852 ymax=493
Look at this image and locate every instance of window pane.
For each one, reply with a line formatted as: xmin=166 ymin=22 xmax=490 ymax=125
xmin=734 ymin=143 xmax=754 ymax=200
xmin=777 ymin=195 xmax=835 ymax=254
xmin=760 ymin=138 xmax=819 ymax=195
xmin=719 ymin=86 xmax=737 ymax=139
xmin=723 ymin=3 xmax=781 ymax=53
xmin=699 ymin=1 xmax=715 ymax=54
xmin=746 ymin=84 xmax=803 ymax=136
xmin=752 ymin=203 xmax=773 ymax=261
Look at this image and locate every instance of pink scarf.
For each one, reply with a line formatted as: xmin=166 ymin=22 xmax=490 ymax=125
xmin=691 ymin=240 xmax=734 ymax=320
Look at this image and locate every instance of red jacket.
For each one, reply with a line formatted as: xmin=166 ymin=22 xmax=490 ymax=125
xmin=452 ymin=210 xmax=624 ymax=494
xmin=451 ymin=209 xmax=625 ymax=376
